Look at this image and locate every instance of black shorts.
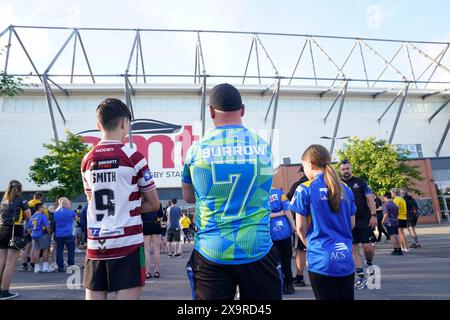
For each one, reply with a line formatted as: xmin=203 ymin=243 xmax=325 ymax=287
xmin=296 ymin=236 xmax=306 ymax=251
xmin=0 ymin=225 xmax=24 ymax=250
xmin=161 ymin=227 xmax=167 ymax=237
xmin=407 ymin=216 xmax=418 ymax=227
xmin=386 ymin=225 xmax=399 ymax=236
xmin=352 ymin=225 xmax=375 ymax=244
xmin=186 ymin=246 xmax=282 ymax=300
xmin=167 ymin=228 xmax=181 ymax=242
xmin=398 ymin=219 xmax=407 ymax=229
xmin=143 ymin=222 xmax=162 ymax=235
xmin=83 ymin=247 xmax=145 ymax=293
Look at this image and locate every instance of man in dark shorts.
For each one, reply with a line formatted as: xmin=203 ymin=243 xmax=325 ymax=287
xmin=286 ymin=164 xmax=309 ymax=287
xmin=381 ymin=192 xmax=403 ymax=256
xmin=401 ymin=188 xmax=421 ymax=248
xmin=81 ymin=98 xmax=160 ymax=300
xmin=339 ymin=160 xmax=377 ymax=290
xmin=182 ymin=83 xmax=281 ymax=300
xmin=166 ymin=199 xmax=182 ymax=257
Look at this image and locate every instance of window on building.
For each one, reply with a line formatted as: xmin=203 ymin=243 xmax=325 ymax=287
xmin=395 ymin=144 xmax=423 ymax=159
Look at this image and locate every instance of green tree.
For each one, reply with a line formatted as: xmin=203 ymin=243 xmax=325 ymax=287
xmin=0 ymin=48 xmax=24 ymax=97
xmin=29 ymin=131 xmax=91 ymax=200
xmin=336 ymin=136 xmax=424 ymax=195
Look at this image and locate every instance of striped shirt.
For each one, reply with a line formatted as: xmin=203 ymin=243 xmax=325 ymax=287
xmin=81 ymin=140 xmax=156 ymax=260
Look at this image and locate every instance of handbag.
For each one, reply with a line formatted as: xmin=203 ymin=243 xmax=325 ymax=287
xmin=8 ymin=203 xmax=27 ymax=250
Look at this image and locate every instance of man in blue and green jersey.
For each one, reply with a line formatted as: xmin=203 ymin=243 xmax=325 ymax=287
xmin=182 ymin=83 xmax=282 ymax=300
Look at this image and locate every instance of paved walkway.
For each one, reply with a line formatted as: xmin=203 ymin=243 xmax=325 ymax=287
xmin=8 ymin=224 xmax=450 ymax=300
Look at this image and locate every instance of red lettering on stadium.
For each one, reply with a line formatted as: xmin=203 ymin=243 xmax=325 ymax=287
xmin=81 ymin=125 xmax=198 ymax=169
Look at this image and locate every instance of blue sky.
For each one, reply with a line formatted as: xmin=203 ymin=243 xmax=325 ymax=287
xmin=1 ymin=0 xmax=449 ymax=88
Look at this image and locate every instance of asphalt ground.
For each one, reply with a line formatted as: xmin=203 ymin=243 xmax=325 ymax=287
xmin=7 ymin=224 xmax=450 ymax=300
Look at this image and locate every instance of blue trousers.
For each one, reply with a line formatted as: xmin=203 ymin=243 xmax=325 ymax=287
xmin=55 ymin=236 xmax=75 ymax=270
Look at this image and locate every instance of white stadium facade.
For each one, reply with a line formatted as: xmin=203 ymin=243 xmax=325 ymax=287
xmin=0 ymin=26 xmax=449 ymax=222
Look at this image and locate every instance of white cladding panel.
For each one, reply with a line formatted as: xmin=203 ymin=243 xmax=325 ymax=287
xmin=0 ymin=93 xmax=449 ymax=190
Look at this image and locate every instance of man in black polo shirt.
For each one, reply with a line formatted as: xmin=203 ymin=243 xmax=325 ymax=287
xmin=286 ymin=165 xmax=309 ymax=287
xmin=339 ymin=160 xmax=377 ymax=290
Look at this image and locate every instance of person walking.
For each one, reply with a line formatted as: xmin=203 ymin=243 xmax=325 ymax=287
xmin=52 ymin=197 xmax=76 ymax=272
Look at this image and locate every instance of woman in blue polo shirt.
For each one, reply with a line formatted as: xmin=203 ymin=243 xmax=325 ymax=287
xmin=289 ymin=145 xmax=356 ymax=300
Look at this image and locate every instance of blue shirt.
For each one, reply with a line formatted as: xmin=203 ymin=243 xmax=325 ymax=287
xmin=269 ymin=188 xmax=290 ymax=213
xmin=167 ymin=206 xmax=181 ymax=229
xmin=383 ymin=201 xmax=399 ymax=227
xmin=27 ymin=212 xmax=49 ymax=239
xmin=289 ymin=172 xmax=356 ymax=277
xmin=53 ymin=207 xmax=76 ymax=238
xmin=181 ymin=124 xmax=273 ymax=264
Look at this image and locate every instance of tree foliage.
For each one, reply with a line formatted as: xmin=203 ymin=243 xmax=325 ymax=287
xmin=0 ymin=48 xmax=24 ymax=97
xmin=29 ymin=131 xmax=91 ymax=201
xmin=336 ymin=136 xmax=424 ymax=196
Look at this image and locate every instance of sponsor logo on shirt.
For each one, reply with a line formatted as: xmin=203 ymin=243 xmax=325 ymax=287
xmin=330 ymin=242 xmax=349 ymax=260
xmin=89 ymin=227 xmax=101 ymax=237
xmin=91 ymin=158 xmax=119 ymax=170
xmin=95 ymin=147 xmax=114 ymax=153
xmin=319 ymin=188 xmax=329 ymax=200
xmin=143 ymin=169 xmax=152 ymax=182
xmin=352 ymin=183 xmax=360 ymax=189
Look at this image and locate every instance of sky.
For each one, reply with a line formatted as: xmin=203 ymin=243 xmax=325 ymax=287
xmin=1 ymin=0 xmax=449 ymax=88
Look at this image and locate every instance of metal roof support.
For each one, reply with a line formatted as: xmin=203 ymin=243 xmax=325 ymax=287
xmin=428 ymin=96 xmax=450 ymax=122
xmin=357 ymin=40 xmax=370 ymax=88
xmin=44 ymin=30 xmax=77 ymax=75
xmin=3 ymin=26 xmax=12 ymax=73
xmin=47 ymin=84 xmax=66 ymax=124
xmin=389 ymin=83 xmax=409 ymax=144
xmin=408 ymin=43 xmax=450 ymax=75
xmin=404 ymin=43 xmax=418 ymax=89
xmin=0 ymin=25 xmax=10 ymax=39
xmin=255 ymin=34 xmax=279 ymax=77
xmin=378 ymin=89 xmax=403 ymax=122
xmin=135 ymin=33 xmax=140 ymax=83
xmin=242 ymin=37 xmax=255 ymax=84
xmin=137 ymin=32 xmax=146 ymax=84
xmin=329 ymin=80 xmax=348 ymax=156
xmin=289 ymin=38 xmax=308 ymax=85
xmin=254 ymin=35 xmax=261 ymax=84
xmin=197 ymin=32 xmax=206 ymax=74
xmin=47 ymin=77 xmax=70 ymax=96
xmin=70 ymin=31 xmax=77 ymax=84
xmin=126 ymin=75 xmax=136 ymax=95
xmin=330 ymin=40 xmax=357 ymax=88
xmin=124 ymin=74 xmax=135 ymax=148
xmin=424 ymin=44 xmax=449 ymax=89
xmin=11 ymin=28 xmax=42 ymax=83
xmin=361 ymin=41 xmax=407 ymax=86
xmin=310 ymin=37 xmax=345 ymax=78
xmin=323 ymin=81 xmax=345 ymax=123
xmin=417 ymin=45 xmax=448 ymax=82
xmin=194 ymin=44 xmax=199 ymax=84
xmin=308 ymin=38 xmax=318 ymax=85
xmin=76 ymin=31 xmax=95 ymax=84
xmin=43 ymin=75 xmax=60 ymax=146
xmin=422 ymin=88 xmax=450 ymax=99
xmin=200 ymin=75 xmax=207 ymax=137
xmin=436 ymin=118 xmax=450 ymax=157
xmin=264 ymin=85 xmax=277 ymax=122
xmin=269 ymin=79 xmax=281 ymax=147
xmin=125 ymin=31 xmax=139 ymax=74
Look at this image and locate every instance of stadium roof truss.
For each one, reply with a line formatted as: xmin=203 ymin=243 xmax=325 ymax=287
xmin=1 ymin=25 xmax=450 ymax=156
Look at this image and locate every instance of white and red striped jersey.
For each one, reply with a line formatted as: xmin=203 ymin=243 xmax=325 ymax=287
xmin=81 ymin=140 xmax=156 ymax=260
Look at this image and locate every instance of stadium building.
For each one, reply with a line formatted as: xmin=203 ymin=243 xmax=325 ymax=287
xmin=1 ymin=26 xmax=449 ymax=223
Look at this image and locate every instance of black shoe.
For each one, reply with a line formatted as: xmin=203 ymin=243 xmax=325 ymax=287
xmin=146 ymin=272 xmax=152 ymax=279
xmin=174 ymin=254 xmax=181 ymax=258
xmin=58 ymin=268 xmax=65 ymax=272
xmin=283 ymin=285 xmax=295 ymax=294
xmin=153 ymin=271 xmax=160 ymax=278
xmin=0 ymin=291 xmax=19 ymax=300
xmin=293 ymin=278 xmax=306 ymax=287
